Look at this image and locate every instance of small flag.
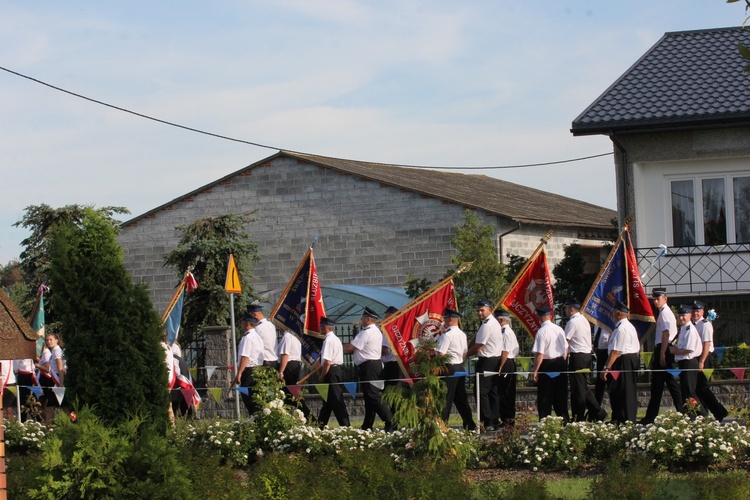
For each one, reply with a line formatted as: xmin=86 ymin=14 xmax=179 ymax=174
xmin=666 ymin=369 xmax=681 ymax=379
xmin=739 ymin=342 xmax=749 ymax=350
xmin=180 ymin=388 xmax=197 ymax=408
xmin=6 ymin=386 xmax=17 ymax=397
xmin=454 ymin=371 xmax=469 ymax=378
xmin=235 ymin=387 xmax=249 ymax=395
xmin=517 ymin=357 xmax=531 ymax=372
xmin=52 ymin=387 xmax=66 ymax=405
xmin=30 ymin=386 xmax=42 ymax=399
xmin=370 ymin=380 xmax=384 ymax=390
xmin=714 ymin=347 xmax=726 ymax=362
xmin=701 ymin=369 xmax=714 ymax=380
xmin=315 ymin=384 xmax=329 ymax=402
xmin=208 ymin=387 xmax=222 ymax=404
xmin=206 ymin=366 xmax=218 ymax=381
xmin=641 ymin=352 xmax=653 ymax=368
xmin=287 ymin=385 xmax=302 ymax=400
xmin=609 ymin=371 xmax=620 ymax=381
xmin=517 ymin=372 xmax=529 ymax=379
xmin=730 ymin=368 xmax=746 ymax=382
xmin=545 ymin=372 xmax=561 ymax=379
xmin=189 ymin=367 xmax=198 ymax=380
xmin=343 ymin=382 xmax=358 ymax=399
xmin=575 ymin=368 xmax=591 ymax=374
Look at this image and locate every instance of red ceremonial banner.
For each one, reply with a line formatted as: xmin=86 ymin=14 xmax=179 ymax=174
xmin=380 ymin=277 xmax=457 ymax=377
xmin=498 ymin=246 xmax=553 ymax=337
xmin=304 ymin=254 xmax=326 ymax=336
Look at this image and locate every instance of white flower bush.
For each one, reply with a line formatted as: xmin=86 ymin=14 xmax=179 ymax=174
xmin=2 ymin=420 xmax=49 ymax=453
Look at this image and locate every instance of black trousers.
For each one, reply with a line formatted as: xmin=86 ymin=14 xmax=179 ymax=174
xmin=678 ymin=358 xmax=708 ymax=417
xmin=696 ymin=355 xmax=728 ymax=421
xmin=441 ymin=363 xmax=476 ymax=429
xmin=536 ymin=357 xmax=568 ymax=421
xmin=498 ymin=358 xmax=517 ymax=422
xmin=318 ymin=365 xmax=350 ymax=427
xmin=382 ymin=360 xmax=402 ymax=415
xmin=239 ymin=367 xmax=259 ymax=417
xmin=358 ymin=360 xmax=392 ymax=429
xmin=475 ymin=356 xmax=501 ymax=426
xmin=282 ymin=361 xmax=312 ymax=420
xmin=594 ymin=349 xmax=609 ymax=406
xmin=609 ymin=353 xmax=639 ymax=423
xmin=568 ymin=352 xmax=602 ymax=421
xmin=15 ymin=373 xmax=36 ymax=422
xmin=643 ymin=348 xmax=684 ymax=421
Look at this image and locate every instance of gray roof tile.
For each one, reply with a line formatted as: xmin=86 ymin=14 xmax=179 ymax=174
xmin=572 ymin=27 xmax=750 ymax=135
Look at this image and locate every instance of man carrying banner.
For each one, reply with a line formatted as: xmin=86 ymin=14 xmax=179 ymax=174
xmin=671 ymin=305 xmax=707 ymax=417
xmin=317 ymin=317 xmax=350 ymax=428
xmin=467 ymin=300 xmax=503 ymax=431
xmin=641 ymin=288 xmax=684 ymax=425
xmin=344 ymin=307 xmax=395 ymax=431
xmin=693 ymin=303 xmax=728 ymax=422
xmin=232 ymin=313 xmax=264 ymax=416
xmin=436 ymin=308 xmax=476 ymax=431
xmin=564 ymin=298 xmax=606 ymax=422
xmin=601 ymin=301 xmax=640 ymax=424
xmin=495 ymin=310 xmax=519 ymax=427
xmin=381 ymin=306 xmax=401 ymax=391
xmin=248 ymin=304 xmax=279 ymax=368
xmin=531 ymin=305 xmax=569 ymax=422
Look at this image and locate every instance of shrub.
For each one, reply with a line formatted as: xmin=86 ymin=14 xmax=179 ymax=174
xmin=588 ymin=454 xmax=657 ymax=499
xmin=26 ymin=407 xmax=191 ymax=499
xmin=3 ymin=420 xmax=48 ymax=453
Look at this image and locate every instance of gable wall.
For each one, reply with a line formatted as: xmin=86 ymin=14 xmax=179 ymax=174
xmin=119 ymin=156 xmax=506 ymax=313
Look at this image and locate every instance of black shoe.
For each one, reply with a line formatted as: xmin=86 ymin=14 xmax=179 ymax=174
xmin=384 ymin=421 xmax=396 ymax=433
xmin=717 ymin=410 xmax=729 ymax=423
xmin=595 ymin=409 xmax=607 ymax=421
xmin=464 ymin=422 xmax=477 ymax=432
xmin=638 ymin=418 xmax=654 ymax=426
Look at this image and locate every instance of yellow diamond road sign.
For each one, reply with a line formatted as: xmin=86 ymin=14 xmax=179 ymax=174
xmin=225 ymin=254 xmax=242 ymax=294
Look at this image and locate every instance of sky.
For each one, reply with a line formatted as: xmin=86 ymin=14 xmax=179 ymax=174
xmin=0 ymin=1 xmax=745 ymax=264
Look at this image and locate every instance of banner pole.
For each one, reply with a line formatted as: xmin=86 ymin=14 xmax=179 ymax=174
xmin=475 ymin=372 xmax=481 ymax=435
xmin=229 ymin=293 xmax=240 ymax=420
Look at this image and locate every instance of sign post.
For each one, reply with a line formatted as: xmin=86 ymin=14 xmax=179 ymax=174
xmin=225 ymin=254 xmax=242 ymax=420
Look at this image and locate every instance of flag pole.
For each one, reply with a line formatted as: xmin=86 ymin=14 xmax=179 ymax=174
xmin=161 ymin=275 xmax=188 ymax=326
xmin=581 ymin=228 xmax=627 ymax=318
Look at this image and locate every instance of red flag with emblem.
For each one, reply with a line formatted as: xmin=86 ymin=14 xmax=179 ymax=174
xmin=497 ymin=241 xmax=553 ymax=338
xmin=380 ymin=276 xmax=457 ymax=377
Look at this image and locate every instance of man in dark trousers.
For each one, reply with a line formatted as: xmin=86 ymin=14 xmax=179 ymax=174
xmin=467 ymin=300 xmax=503 ymax=431
xmin=601 ymin=302 xmax=640 ymax=424
xmin=317 ymin=317 xmax=350 ymax=428
xmin=693 ymin=302 xmax=728 ymax=422
xmin=641 ymin=288 xmax=684 ymax=424
xmin=343 ymin=307 xmax=394 ymax=431
xmin=436 ymin=308 xmax=476 ymax=431
xmin=531 ymin=305 xmax=569 ymax=422
xmin=495 ymin=310 xmax=519 ymax=427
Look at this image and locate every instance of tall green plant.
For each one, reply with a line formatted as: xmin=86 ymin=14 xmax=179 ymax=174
xmin=163 ymin=212 xmax=260 ymax=342
xmin=552 ymin=243 xmax=597 ymax=314
xmin=446 ymin=210 xmax=506 ymax=333
xmin=48 ymin=208 xmax=169 ymax=428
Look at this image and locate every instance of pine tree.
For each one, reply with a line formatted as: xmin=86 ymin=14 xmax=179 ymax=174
xmin=48 ymin=208 xmax=169 ymax=428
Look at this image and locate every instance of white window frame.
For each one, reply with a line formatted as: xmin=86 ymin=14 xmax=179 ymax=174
xmin=666 ymin=173 xmax=748 ymax=246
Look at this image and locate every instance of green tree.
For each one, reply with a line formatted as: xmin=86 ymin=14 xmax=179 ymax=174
xmin=0 ymin=259 xmax=31 ymax=312
xmin=163 ymin=212 xmax=260 ymax=342
xmin=404 ymin=273 xmax=432 ymax=299
xmin=552 ymin=243 xmax=598 ymax=315
xmin=445 ymin=211 xmax=506 ymax=333
xmin=13 ymin=204 xmax=129 ymax=323
xmin=48 ymin=208 xmax=169 ymax=428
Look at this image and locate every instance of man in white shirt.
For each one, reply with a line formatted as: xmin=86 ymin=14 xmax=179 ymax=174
xmin=317 ymin=317 xmax=350 ymax=428
xmin=231 ymin=313 xmax=264 ymax=416
xmin=670 ymin=305 xmax=707 ymax=417
xmin=247 ymin=304 xmax=279 ymax=368
xmin=467 ymin=300 xmax=503 ymax=431
xmin=494 ymin=310 xmax=519 ymax=427
xmin=532 ymin=305 xmax=569 ymax=422
xmin=641 ymin=288 xmax=684 ymax=424
xmin=600 ymin=301 xmax=640 ymax=424
xmin=436 ymin=308 xmax=476 ymax=431
xmin=692 ymin=302 xmax=728 ymax=422
xmin=564 ymin=298 xmax=607 ymax=422
xmin=277 ymin=329 xmax=312 ymax=420
xmin=343 ymin=307 xmax=394 ymax=431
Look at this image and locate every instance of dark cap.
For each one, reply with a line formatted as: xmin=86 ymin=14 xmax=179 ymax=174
xmin=240 ymin=312 xmax=254 ymax=322
xmin=320 ymin=316 xmax=336 ymax=327
xmin=535 ymin=305 xmax=552 ymax=316
xmin=384 ymin=306 xmax=398 ymax=315
xmin=691 ymin=302 xmax=705 ymax=311
xmin=443 ymin=308 xmax=460 ymax=319
xmin=651 ymin=288 xmax=667 ymax=298
xmin=246 ymin=303 xmax=264 ymax=313
xmin=361 ymin=307 xmax=380 ymax=320
xmin=564 ymin=298 xmax=581 ymax=309
xmin=614 ymin=301 xmax=629 ymax=314
xmin=494 ymin=309 xmax=510 ymax=318
xmin=677 ymin=305 xmax=692 ymax=315
xmin=476 ymin=300 xmax=493 ymax=309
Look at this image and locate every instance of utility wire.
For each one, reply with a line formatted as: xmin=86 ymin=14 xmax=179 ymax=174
xmin=0 ymin=64 xmax=613 ymax=170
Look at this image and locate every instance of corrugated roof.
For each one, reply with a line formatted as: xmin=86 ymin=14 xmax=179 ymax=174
xmin=572 ymin=27 xmax=750 ymax=135
xmin=123 ymin=151 xmax=615 ymax=230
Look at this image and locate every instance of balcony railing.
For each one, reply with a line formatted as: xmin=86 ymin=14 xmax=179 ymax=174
xmin=636 ymin=243 xmax=750 ymax=295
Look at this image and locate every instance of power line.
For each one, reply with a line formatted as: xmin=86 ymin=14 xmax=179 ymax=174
xmin=0 ymin=64 xmax=613 ymax=170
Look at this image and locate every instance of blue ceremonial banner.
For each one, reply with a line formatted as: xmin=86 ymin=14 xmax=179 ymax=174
xmin=583 ymin=237 xmax=627 ymax=333
xmin=164 ymin=290 xmax=185 ymax=345
xmin=270 ymin=248 xmax=325 ymax=366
